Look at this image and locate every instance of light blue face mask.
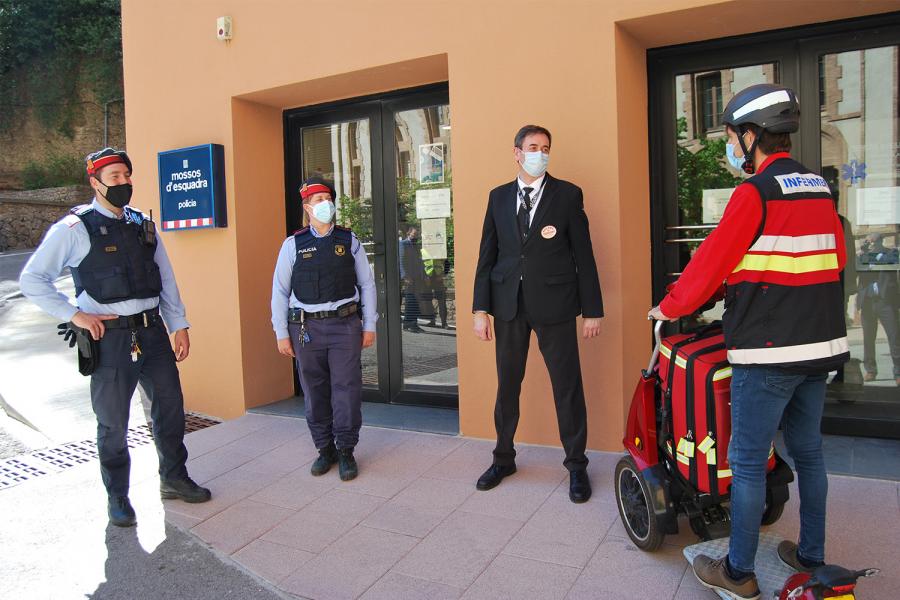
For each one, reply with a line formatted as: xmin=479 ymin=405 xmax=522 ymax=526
xmin=725 ymin=143 xmax=745 ymax=171
xmin=520 ymin=150 xmax=550 ymax=177
xmin=311 ymin=199 xmax=335 ymax=223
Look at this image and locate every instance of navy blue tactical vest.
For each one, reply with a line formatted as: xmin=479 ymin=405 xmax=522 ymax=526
xmin=291 ymin=226 xmax=357 ymax=304
xmin=69 ymin=205 xmax=162 ymax=303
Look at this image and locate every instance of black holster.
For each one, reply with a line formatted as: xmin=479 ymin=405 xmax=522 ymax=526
xmin=72 ymin=325 xmax=100 ymax=376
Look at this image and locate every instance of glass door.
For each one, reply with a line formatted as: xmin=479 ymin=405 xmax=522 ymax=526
xmin=800 ymin=32 xmax=900 ymax=437
xmin=284 ymin=84 xmax=457 ymax=408
xmin=649 ymin=15 xmax=900 ymax=439
xmin=383 ymin=94 xmax=457 ymax=406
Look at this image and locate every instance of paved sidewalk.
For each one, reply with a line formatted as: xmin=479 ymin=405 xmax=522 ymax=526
xmin=162 ymin=415 xmax=900 ymax=598
xmin=2 ymin=414 xmax=898 ymax=599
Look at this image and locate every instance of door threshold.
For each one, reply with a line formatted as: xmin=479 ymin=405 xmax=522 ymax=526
xmin=249 ymin=397 xmax=459 ymax=436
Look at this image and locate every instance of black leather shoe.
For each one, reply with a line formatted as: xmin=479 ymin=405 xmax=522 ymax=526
xmin=310 ymin=444 xmax=338 ymax=476
xmin=338 ymin=448 xmax=358 ymax=481
xmin=476 ymin=464 xmax=517 ymax=491
xmin=108 ymin=495 xmax=136 ymax=527
xmin=160 ymin=476 xmax=212 ymax=503
xmin=569 ymin=469 xmax=591 ymax=503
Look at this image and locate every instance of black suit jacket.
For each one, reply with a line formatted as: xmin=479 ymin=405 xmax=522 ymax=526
xmin=473 ymin=173 xmax=603 ymax=324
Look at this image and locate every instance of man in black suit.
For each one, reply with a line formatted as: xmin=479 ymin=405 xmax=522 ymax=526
xmin=472 ymin=124 xmax=603 ymax=503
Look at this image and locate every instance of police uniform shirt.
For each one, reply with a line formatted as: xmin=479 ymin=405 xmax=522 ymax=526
xmin=517 ymin=173 xmax=546 ymax=226
xmin=19 ymin=198 xmax=189 ymax=332
xmin=271 ymin=225 xmax=377 ymax=340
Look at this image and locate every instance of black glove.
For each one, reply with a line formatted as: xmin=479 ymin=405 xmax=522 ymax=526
xmin=57 ymin=322 xmax=77 ymax=348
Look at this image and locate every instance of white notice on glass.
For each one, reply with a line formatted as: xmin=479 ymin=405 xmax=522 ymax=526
xmin=415 ymin=188 xmax=452 ymax=219
xmin=421 ymin=218 xmax=447 ymax=260
xmin=855 ymin=187 xmax=900 ymax=226
xmin=702 ymin=188 xmax=735 ymax=224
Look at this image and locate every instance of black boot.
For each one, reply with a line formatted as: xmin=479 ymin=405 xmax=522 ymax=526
xmin=310 ymin=443 xmax=338 ymax=476
xmin=160 ymin=476 xmax=212 ymax=503
xmin=108 ymin=495 xmax=136 ymax=527
xmin=338 ymin=447 xmax=358 ymax=481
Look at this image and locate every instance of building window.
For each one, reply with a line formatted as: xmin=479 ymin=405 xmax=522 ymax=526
xmin=818 ymin=56 xmax=826 ymax=108
xmin=696 ymin=73 xmax=723 ymax=135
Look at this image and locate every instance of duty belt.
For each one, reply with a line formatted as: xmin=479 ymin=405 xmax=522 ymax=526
xmin=288 ymin=302 xmax=358 ymax=322
xmin=104 ymin=307 xmax=163 ymax=329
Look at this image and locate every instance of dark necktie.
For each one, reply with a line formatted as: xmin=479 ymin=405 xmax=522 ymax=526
xmin=518 ymin=186 xmax=533 ymax=239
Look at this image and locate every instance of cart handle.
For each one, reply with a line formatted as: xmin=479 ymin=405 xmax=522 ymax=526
xmin=645 ymin=319 xmax=664 ymax=375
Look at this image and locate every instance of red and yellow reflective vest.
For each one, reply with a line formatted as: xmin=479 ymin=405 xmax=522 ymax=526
xmin=662 ymin=153 xmax=849 ymax=373
xmin=724 ymin=156 xmax=848 ymax=371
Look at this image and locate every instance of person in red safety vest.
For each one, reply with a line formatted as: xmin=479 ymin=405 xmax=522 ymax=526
xmin=650 ymin=83 xmax=848 ymax=600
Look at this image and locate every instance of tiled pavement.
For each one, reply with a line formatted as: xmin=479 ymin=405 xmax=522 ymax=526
xmin=163 ymin=413 xmax=899 ymax=600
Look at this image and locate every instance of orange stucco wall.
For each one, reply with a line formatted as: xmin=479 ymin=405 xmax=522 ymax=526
xmin=120 ymin=1 xmax=899 ymax=445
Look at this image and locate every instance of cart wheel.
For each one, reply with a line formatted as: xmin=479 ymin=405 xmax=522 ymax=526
xmin=615 ymin=455 xmax=664 ymax=551
xmin=761 ymin=498 xmax=785 ymax=526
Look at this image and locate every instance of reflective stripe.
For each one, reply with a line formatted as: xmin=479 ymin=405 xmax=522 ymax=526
xmin=732 ymin=252 xmax=838 ymax=274
xmin=717 ymin=468 xmax=733 ymax=478
xmin=732 ymin=89 xmax=792 ymax=119
xmin=676 ymin=453 xmax=690 ymax=465
xmin=727 ymin=336 xmax=848 ymax=364
xmin=712 ymin=367 xmax=732 ymax=381
xmin=660 ymin=345 xmax=687 ymax=368
xmin=749 ymin=233 xmax=836 ymax=254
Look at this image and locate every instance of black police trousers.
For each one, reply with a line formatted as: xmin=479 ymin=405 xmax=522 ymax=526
xmin=90 ymin=320 xmax=188 ymax=496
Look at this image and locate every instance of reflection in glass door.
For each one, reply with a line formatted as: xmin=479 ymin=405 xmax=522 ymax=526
xmin=818 ymin=46 xmax=899 ymax=418
xmin=393 ymin=105 xmax=457 ymax=396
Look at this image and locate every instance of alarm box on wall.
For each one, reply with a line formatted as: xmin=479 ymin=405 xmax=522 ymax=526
xmin=158 ymin=144 xmax=227 ymax=230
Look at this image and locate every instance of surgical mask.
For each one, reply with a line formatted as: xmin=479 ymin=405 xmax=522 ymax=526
xmin=725 ymin=143 xmax=745 ymax=171
xmin=98 ymin=182 xmax=133 ymax=208
xmin=520 ymin=151 xmax=549 ymax=177
xmin=311 ymin=200 xmax=335 ymax=223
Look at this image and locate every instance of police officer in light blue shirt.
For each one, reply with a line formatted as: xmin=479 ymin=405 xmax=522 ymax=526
xmin=271 ymin=176 xmax=377 ymax=481
xmin=19 ymin=148 xmax=211 ymax=528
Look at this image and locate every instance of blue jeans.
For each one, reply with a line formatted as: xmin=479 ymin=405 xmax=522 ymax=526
xmin=728 ymin=366 xmax=828 ymax=573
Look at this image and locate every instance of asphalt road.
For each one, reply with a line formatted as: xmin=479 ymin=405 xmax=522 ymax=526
xmin=0 ymin=248 xmax=33 ymax=301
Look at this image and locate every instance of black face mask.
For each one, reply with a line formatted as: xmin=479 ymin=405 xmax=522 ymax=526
xmin=98 ymin=181 xmax=133 ymax=208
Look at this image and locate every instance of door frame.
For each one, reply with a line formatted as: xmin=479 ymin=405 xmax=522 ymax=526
xmin=647 ymin=12 xmax=900 ymax=438
xmin=283 ymin=82 xmax=456 ymax=408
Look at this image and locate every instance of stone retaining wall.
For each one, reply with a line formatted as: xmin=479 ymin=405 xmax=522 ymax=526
xmin=0 ymin=186 xmax=93 ymax=251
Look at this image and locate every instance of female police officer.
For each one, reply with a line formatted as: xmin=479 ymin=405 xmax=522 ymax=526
xmin=271 ymin=177 xmax=377 ymax=480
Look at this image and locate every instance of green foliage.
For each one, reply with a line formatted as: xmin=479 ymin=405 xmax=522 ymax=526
xmin=336 ymin=171 xmax=456 ymax=269
xmin=0 ymin=0 xmax=123 ymax=136
xmin=336 ymin=195 xmax=374 ymax=245
xmin=675 ymin=117 xmax=741 ymax=225
xmin=22 ymin=152 xmax=85 ymax=189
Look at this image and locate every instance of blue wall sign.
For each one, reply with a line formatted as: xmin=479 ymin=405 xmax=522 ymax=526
xmin=158 ymin=144 xmax=227 ymax=230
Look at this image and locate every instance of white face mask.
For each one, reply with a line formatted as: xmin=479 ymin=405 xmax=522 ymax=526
xmin=520 ymin=150 xmax=549 ymax=177
xmin=725 ymin=143 xmax=745 ymax=170
xmin=310 ymin=200 xmax=335 ymax=223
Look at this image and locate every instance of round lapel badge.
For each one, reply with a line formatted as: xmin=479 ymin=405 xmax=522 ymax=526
xmin=541 ymin=225 xmax=557 ymax=239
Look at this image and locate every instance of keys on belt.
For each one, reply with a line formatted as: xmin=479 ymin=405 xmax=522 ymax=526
xmin=288 ymin=303 xmax=359 ymax=348
xmin=288 ymin=302 xmax=359 ymax=322
xmin=99 ymin=309 xmax=160 ymax=363
xmin=104 ymin=308 xmax=162 ymax=330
